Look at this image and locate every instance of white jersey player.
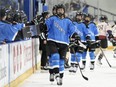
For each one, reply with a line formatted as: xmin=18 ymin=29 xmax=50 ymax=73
xmin=96 ymin=15 xmax=112 ymax=65
xmin=111 ymin=21 xmax=116 ymax=58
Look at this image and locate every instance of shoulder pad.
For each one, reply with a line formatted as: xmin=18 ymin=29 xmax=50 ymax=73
xmin=90 ymin=22 xmax=96 ymax=25
xmin=1 ymin=20 xmax=11 ymax=24
xmin=49 ymin=15 xmax=57 ymax=18
xmin=73 ymin=22 xmax=77 ymax=25
xmin=82 ymin=22 xmax=86 ymax=25
xmin=64 ymin=17 xmax=73 ymax=21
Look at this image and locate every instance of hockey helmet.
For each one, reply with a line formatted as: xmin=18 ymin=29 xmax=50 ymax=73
xmin=0 ymin=8 xmax=6 ymax=19
xmin=99 ymin=15 xmax=108 ymax=21
xmin=84 ymin=13 xmax=93 ymax=20
xmin=56 ymin=4 xmax=65 ymax=12
xmin=52 ymin=5 xmax=57 ymax=11
xmin=76 ymin=12 xmax=83 ymax=16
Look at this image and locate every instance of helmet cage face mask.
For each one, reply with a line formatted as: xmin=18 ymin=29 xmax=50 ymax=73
xmin=84 ymin=16 xmax=91 ymax=23
xmin=57 ymin=8 xmax=65 ymax=14
xmin=56 ymin=8 xmax=65 ymax=17
xmin=0 ymin=9 xmax=7 ymax=19
xmin=76 ymin=14 xmax=82 ymax=21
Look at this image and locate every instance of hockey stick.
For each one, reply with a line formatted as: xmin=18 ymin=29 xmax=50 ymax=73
xmin=90 ymin=40 xmax=112 ymax=67
xmin=71 ymin=47 xmax=88 ymax=81
xmin=99 ymin=47 xmax=112 ymax=67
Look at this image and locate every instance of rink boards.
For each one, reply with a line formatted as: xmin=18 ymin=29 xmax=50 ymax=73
xmin=0 ymin=39 xmax=114 ymax=87
xmin=0 ymin=39 xmax=41 ymax=87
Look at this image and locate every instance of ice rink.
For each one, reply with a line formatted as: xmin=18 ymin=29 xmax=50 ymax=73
xmin=18 ymin=50 xmax=116 ymax=87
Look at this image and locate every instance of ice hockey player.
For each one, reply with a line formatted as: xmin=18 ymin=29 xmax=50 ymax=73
xmin=0 ymin=8 xmax=37 ymax=44
xmin=111 ymin=21 xmax=116 ymax=58
xmin=96 ymin=15 xmax=112 ymax=65
xmin=52 ymin=5 xmax=57 ymax=16
xmin=81 ymin=14 xmax=99 ymax=70
xmin=69 ymin=12 xmax=87 ymax=73
xmin=45 ymin=4 xmax=80 ymax=85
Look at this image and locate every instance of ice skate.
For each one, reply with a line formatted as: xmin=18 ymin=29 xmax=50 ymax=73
xmin=55 ymin=74 xmax=62 ymax=85
xmin=69 ymin=66 xmax=74 ymax=72
xmin=97 ymin=53 xmax=103 ymax=65
xmin=49 ymin=74 xmax=54 ymax=82
xmin=90 ymin=62 xmax=95 ymax=70
xmin=97 ymin=58 xmax=102 ymax=65
xmin=73 ymin=64 xmax=78 ymax=73
xmin=81 ymin=61 xmax=86 ymax=70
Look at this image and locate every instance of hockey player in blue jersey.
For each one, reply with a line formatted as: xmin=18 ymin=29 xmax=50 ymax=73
xmin=0 ymin=8 xmax=36 ymax=44
xmin=81 ymin=14 xmax=99 ymax=70
xmin=45 ymin=4 xmax=80 ymax=85
xmin=69 ymin=12 xmax=87 ymax=73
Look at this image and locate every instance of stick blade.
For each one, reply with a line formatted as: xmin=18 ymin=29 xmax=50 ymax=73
xmin=83 ymin=75 xmax=89 ymax=81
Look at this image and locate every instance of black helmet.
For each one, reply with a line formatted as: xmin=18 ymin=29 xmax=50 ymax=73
xmin=0 ymin=8 xmax=6 ymax=19
xmin=76 ymin=12 xmax=83 ymax=16
xmin=52 ymin=5 xmax=57 ymax=11
xmin=84 ymin=14 xmax=93 ymax=20
xmin=56 ymin=4 xmax=65 ymax=11
xmin=85 ymin=14 xmax=92 ymax=18
xmin=99 ymin=15 xmax=107 ymax=21
xmin=52 ymin=5 xmax=58 ymax=15
xmin=42 ymin=11 xmax=49 ymax=18
xmin=6 ymin=10 xmax=27 ymax=23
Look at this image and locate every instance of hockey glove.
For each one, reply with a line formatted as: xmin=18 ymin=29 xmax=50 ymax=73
xmin=71 ymin=33 xmax=81 ymax=41
xmin=95 ymin=36 xmax=101 ymax=48
xmin=95 ymin=40 xmax=101 ymax=48
xmin=86 ymin=36 xmax=91 ymax=47
xmin=107 ymin=30 xmax=114 ymax=42
xmin=77 ymin=41 xmax=86 ymax=53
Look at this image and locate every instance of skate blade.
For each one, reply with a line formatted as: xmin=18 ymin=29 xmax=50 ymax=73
xmin=50 ymin=82 xmax=54 ymax=85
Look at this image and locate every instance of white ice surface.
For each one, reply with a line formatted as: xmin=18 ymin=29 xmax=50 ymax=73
xmin=18 ymin=50 xmax=116 ymax=87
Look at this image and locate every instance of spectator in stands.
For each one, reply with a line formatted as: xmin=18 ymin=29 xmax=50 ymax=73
xmin=82 ymin=4 xmax=89 ymax=14
xmin=70 ymin=0 xmax=81 ymax=11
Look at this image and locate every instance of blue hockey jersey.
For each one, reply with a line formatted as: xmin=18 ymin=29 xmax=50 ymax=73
xmin=84 ymin=22 xmax=99 ymax=41
xmin=73 ymin=22 xmax=88 ymax=42
xmin=45 ymin=16 xmax=76 ymax=45
xmin=0 ymin=21 xmax=25 ymax=43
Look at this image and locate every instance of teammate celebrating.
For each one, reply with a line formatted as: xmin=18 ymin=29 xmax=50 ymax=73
xmin=111 ymin=21 xmax=116 ymax=58
xmin=81 ymin=14 xmax=99 ymax=70
xmin=69 ymin=12 xmax=87 ymax=73
xmin=45 ymin=4 xmax=79 ymax=85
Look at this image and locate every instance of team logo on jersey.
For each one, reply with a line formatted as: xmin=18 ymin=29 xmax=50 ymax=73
xmin=75 ymin=26 xmax=83 ymax=36
xmin=54 ymin=21 xmax=65 ymax=34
